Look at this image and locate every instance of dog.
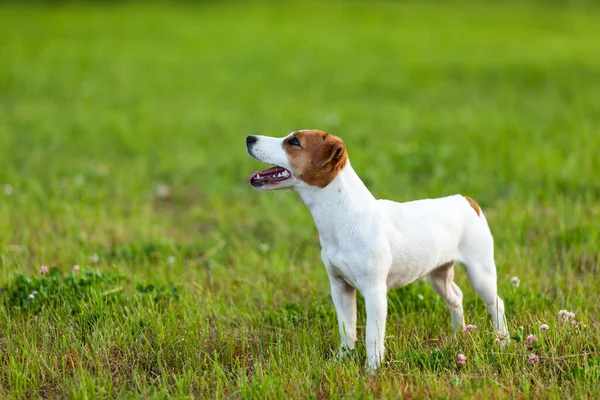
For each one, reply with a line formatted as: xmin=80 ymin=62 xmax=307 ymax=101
xmin=245 ymin=129 xmax=509 ymax=371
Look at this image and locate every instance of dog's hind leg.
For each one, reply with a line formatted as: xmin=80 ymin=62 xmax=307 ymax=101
xmin=459 ymin=198 xmax=509 ymax=340
xmin=464 ymin=259 xmax=508 ymax=338
xmin=460 ymin=226 xmax=509 ymax=340
xmin=429 ymin=262 xmax=466 ymax=331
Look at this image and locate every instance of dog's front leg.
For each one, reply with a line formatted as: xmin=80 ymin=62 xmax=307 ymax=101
xmin=364 ymin=287 xmax=387 ymax=372
xmin=328 ymin=276 xmax=357 ymax=356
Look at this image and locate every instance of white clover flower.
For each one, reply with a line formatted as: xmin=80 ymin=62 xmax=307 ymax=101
xmin=526 ymin=334 xmax=538 ymax=344
xmin=155 ymin=184 xmax=171 ymax=199
xmin=528 ymin=354 xmax=539 ymax=365
xmin=558 ymin=310 xmax=576 ymax=321
xmin=495 ymin=331 xmax=507 ymax=342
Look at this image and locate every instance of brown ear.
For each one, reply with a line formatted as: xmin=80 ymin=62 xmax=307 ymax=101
xmin=312 ymin=135 xmax=346 ymax=169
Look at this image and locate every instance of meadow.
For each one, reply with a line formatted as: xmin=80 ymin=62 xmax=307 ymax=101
xmin=1 ymin=1 xmax=599 ymax=398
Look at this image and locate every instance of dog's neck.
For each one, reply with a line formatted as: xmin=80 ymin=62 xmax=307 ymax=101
xmin=294 ymin=161 xmax=376 ymax=242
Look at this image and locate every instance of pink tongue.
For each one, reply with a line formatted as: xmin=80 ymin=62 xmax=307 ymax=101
xmin=245 ymin=166 xmax=283 ymax=183
xmin=245 ymin=171 xmax=260 ymax=182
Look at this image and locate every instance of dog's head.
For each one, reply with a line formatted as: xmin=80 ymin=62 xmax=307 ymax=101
xmin=245 ymin=130 xmax=347 ymax=191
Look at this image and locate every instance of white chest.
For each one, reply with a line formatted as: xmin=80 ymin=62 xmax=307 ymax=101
xmin=319 ymin=225 xmax=392 ymax=289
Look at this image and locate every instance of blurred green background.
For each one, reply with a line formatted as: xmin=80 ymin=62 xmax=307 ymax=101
xmin=1 ymin=1 xmax=599 ymax=398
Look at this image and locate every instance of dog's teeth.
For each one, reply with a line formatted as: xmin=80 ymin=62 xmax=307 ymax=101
xmin=256 ymin=174 xmax=261 ymax=179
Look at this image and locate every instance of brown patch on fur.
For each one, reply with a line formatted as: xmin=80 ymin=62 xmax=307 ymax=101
xmin=282 ymin=130 xmax=348 ymax=188
xmin=464 ymin=196 xmax=481 ymax=216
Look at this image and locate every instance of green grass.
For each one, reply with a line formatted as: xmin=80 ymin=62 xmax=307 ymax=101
xmin=1 ymin=0 xmax=599 ymax=398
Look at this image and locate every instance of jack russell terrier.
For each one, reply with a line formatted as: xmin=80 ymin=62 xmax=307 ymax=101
xmin=245 ymin=130 xmax=509 ymax=371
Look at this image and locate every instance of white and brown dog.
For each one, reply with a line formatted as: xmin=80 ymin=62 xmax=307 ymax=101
xmin=245 ymin=130 xmax=508 ymax=371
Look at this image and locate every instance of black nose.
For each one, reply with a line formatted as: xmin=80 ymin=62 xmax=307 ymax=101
xmin=246 ymin=135 xmax=258 ymax=146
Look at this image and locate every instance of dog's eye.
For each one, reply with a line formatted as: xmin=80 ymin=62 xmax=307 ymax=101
xmin=287 ymin=137 xmax=301 ymax=147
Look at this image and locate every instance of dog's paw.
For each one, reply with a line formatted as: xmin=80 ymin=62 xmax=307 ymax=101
xmin=364 ymin=354 xmax=384 ymax=375
xmin=364 ymin=362 xmax=379 ymax=376
xmin=334 ymin=346 xmax=354 ymax=360
xmin=325 ymin=348 xmax=354 ymax=368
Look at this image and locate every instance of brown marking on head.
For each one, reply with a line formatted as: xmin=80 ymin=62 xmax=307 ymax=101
xmin=282 ymin=130 xmax=348 ymax=188
xmin=464 ymin=195 xmax=481 ymax=216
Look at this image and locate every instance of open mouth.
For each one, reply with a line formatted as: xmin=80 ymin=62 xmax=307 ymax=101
xmin=245 ymin=166 xmax=292 ymax=187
